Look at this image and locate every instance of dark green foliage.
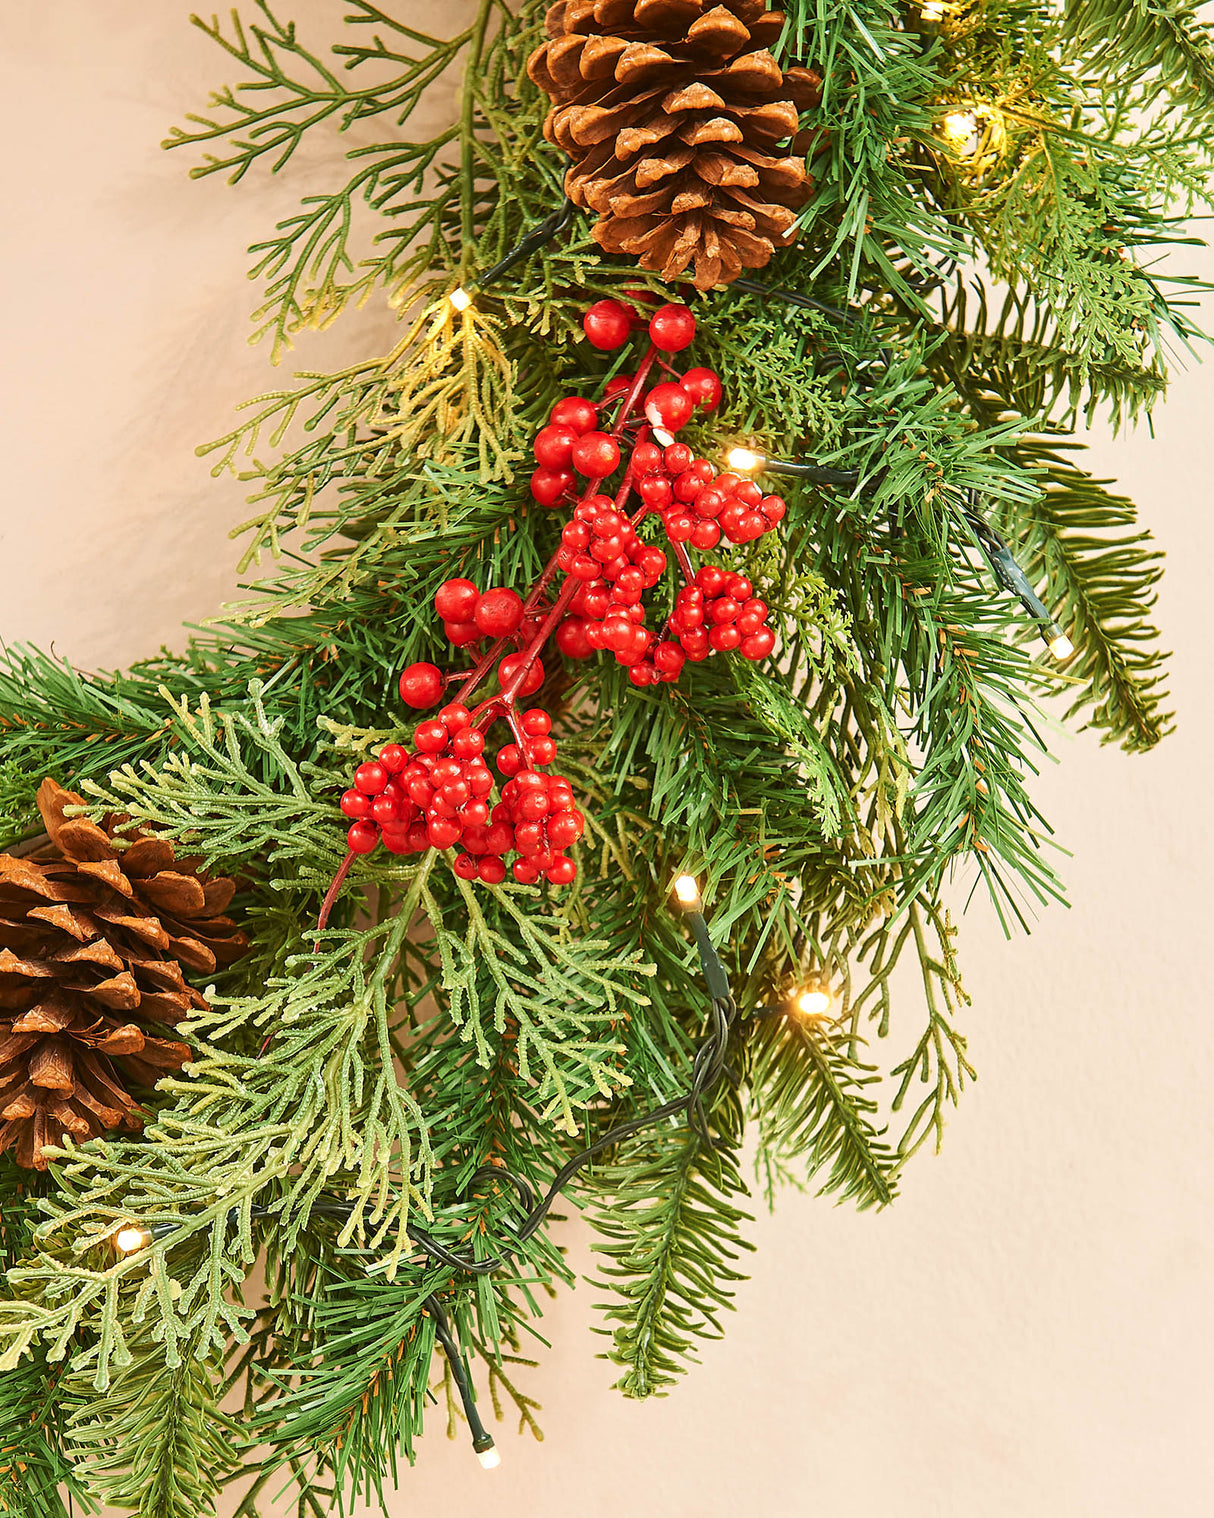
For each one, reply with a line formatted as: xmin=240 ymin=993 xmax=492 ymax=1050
xmin=0 ymin=0 xmax=1203 ymax=1509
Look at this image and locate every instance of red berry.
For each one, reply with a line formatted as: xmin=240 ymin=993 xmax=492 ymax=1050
xmin=737 ymin=511 xmax=767 ymax=541
xmin=463 ymin=800 xmax=489 ymax=828
xmin=680 ymin=627 xmax=710 ymax=660
xmin=674 ymin=473 xmax=704 ymax=504
xmin=486 ymin=822 xmax=514 ymax=854
xmin=371 ymin=793 xmax=399 ymax=825
xmin=341 ymin=788 xmax=372 ymax=819
xmin=521 ymin=708 xmax=552 ymax=736
xmin=453 ymin=853 xmax=480 ymax=880
xmin=497 ymin=744 xmax=522 ymax=776
xmin=399 ymin=662 xmax=444 ymax=709
xmin=379 ymin=743 xmax=408 ymax=773
xmin=653 ymin=641 xmax=685 ymax=676
xmin=498 ymin=653 xmax=545 ymax=697
xmin=550 ymin=396 xmax=598 ymax=434
xmin=556 ymin=616 xmax=594 ymax=659
xmin=428 ymin=817 xmax=462 ymax=850
xmin=531 ymin=466 xmax=575 ymax=507
xmin=603 ymin=373 xmax=636 ymax=401
xmin=478 ymin=856 xmax=508 ymax=884
xmin=439 ymin=703 xmax=471 ymax=731
xmin=414 ymin=720 xmax=448 ymax=754
xmin=534 ymin=425 xmax=578 ymax=470
xmin=406 ymin=822 xmax=430 ymax=852
xmin=645 ymin=383 xmax=695 ymax=431
xmin=570 ymin=553 xmax=600 ymax=580
xmin=648 ymin=303 xmax=696 ymax=352
xmin=530 ymin=735 xmax=557 ymax=766
xmin=546 ymin=856 xmax=577 ymax=885
xmin=583 ymin=299 xmax=634 ymax=350
xmin=736 ymin=478 xmax=763 ymax=506
xmin=452 ymin=728 xmax=485 ymax=758
xmin=435 ymin=578 xmax=479 ymax=622
xmin=639 ymin=475 xmax=673 ymax=508
xmin=631 ymin=441 xmax=664 ymax=474
xmin=680 ymin=366 xmax=723 ymax=411
xmin=664 ymin=513 xmax=694 ymax=543
xmin=513 ymin=858 xmax=541 ymax=883
xmin=444 ymin=620 xmax=481 ymax=647
xmin=347 ymin=820 xmax=380 ymax=854
xmin=663 ymin=443 xmax=694 ymax=474
xmin=709 ymin=624 xmax=742 ymax=652
xmin=691 ymin=520 xmax=721 ymax=550
xmin=474 ymin=587 xmax=525 ymax=638
xmin=547 ymin=810 xmax=584 ymax=848
xmin=740 ymin=628 xmax=775 ymax=661
xmin=572 ymin=431 xmax=622 ymax=479
xmin=761 ymin=494 xmax=787 ymax=523
xmin=562 ymin=520 xmax=591 ymax=551
xmin=354 ymin=761 xmax=389 ymax=795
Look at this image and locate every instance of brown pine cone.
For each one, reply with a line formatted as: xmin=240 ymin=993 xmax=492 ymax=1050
xmin=0 ymin=779 xmax=246 ymax=1170
xmin=528 ymin=0 xmax=821 ymax=289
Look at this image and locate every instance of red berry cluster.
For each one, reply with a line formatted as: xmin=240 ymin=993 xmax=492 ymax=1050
xmin=434 ymin=577 xmax=528 ymax=649
xmin=634 ymin=444 xmax=785 ymax=550
xmin=339 ymin=699 xmax=583 ymax=885
xmin=670 ymin=568 xmax=775 ymax=662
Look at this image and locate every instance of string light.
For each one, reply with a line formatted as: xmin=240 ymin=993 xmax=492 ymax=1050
xmin=1047 ymin=630 xmax=1074 ymax=661
xmin=448 ymin=286 xmax=474 ymax=312
xmin=673 ymin=873 xmax=702 ymax=911
xmin=727 ymin=446 xmax=764 ymax=472
xmin=112 ymin=1225 xmax=151 ymax=1255
xmin=941 ymin=108 xmax=982 ymax=155
xmin=920 ymin=0 xmax=946 ymax=19
xmin=794 ymin=985 xmax=832 ymax=1018
xmin=477 ymin=1446 xmax=502 ymax=1471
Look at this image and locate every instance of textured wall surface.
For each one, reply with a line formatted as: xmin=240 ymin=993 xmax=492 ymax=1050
xmin=2 ymin=7 xmax=1212 ymax=1517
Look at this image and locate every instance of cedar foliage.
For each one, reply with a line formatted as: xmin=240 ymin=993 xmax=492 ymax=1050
xmin=0 ymin=1 xmax=1206 ymax=1511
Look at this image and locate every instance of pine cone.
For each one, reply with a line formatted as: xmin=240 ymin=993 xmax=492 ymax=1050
xmin=0 ymin=779 xmax=246 ymax=1169
xmin=528 ymin=0 xmax=821 ymax=290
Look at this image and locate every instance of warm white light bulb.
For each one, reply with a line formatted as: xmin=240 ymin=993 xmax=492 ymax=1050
xmin=795 ymin=987 xmax=832 ymax=1018
xmin=448 ymin=286 xmax=473 ymax=312
xmin=674 ymin=874 xmax=701 ymax=907
xmin=942 ymin=110 xmax=979 ymax=142
xmin=476 ymin=1446 xmax=501 ymax=1470
xmin=113 ymin=1226 xmax=150 ymax=1255
xmin=920 ymin=0 xmax=945 ymax=19
xmin=727 ymin=446 xmax=763 ymax=472
xmin=1048 ymin=631 xmax=1074 ymax=660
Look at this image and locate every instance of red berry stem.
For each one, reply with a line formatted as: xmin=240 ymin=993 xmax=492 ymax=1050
xmin=668 ymin=537 xmax=698 ymax=587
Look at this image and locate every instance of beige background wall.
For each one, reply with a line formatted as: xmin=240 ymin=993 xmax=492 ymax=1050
xmin=2 ymin=7 xmax=1211 ymax=1516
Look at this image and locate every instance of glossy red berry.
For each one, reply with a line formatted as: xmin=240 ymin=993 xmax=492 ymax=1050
xmin=414 ymin=720 xmax=448 ymax=754
xmin=498 ymin=653 xmax=545 ymax=697
xmin=550 ymin=396 xmax=598 ymax=434
xmin=341 ymin=788 xmax=372 ymax=819
xmin=439 ymin=703 xmax=471 ymax=731
xmin=347 ymin=820 xmax=379 ymax=854
xmin=379 ymin=743 xmax=408 ymax=773
xmin=427 ymin=817 xmax=461 ymax=849
xmin=640 ymin=475 xmax=673 ymax=508
xmin=474 ymin=587 xmax=525 ymax=638
xmin=556 ymin=616 xmax=594 ymax=659
xmin=546 ymin=856 xmax=577 ymax=885
xmin=583 ymin=299 xmax=634 ymax=350
xmin=399 ymin=662 xmax=444 ymax=709
xmin=648 ymin=303 xmax=696 ymax=352
xmin=547 ymin=810 xmax=584 ymax=848
xmin=740 ymin=628 xmax=775 ymax=660
xmin=444 ymin=619 xmax=481 ymax=647
xmin=435 ymin=578 xmax=479 ymax=622
xmin=653 ymin=641 xmax=685 ymax=677
xmin=631 ymin=441 xmax=664 ymax=474
xmin=530 ymin=735 xmax=557 ymax=766
xmin=572 ymin=431 xmax=622 ymax=479
xmin=645 ymin=383 xmax=695 ymax=432
xmin=531 ymin=466 xmax=575 ymax=507
xmin=452 ymin=728 xmax=485 ymax=758
xmin=478 ymin=855 xmax=508 ymax=884
xmin=521 ymin=708 xmax=552 ymax=736
xmin=453 ymin=853 xmax=480 ymax=880
xmin=680 ymin=366 xmax=723 ymax=411
xmin=534 ymin=425 xmax=578 ymax=470
xmin=497 ymin=744 xmax=522 ymax=776
xmin=663 ymin=443 xmax=694 ymax=474
xmin=354 ymin=761 xmax=388 ymax=795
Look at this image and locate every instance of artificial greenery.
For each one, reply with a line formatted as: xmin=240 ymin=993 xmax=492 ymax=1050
xmin=0 ymin=1 xmax=1205 ymax=1513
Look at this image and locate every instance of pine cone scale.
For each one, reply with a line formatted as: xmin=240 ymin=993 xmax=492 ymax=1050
xmin=0 ymin=778 xmax=246 ymax=1169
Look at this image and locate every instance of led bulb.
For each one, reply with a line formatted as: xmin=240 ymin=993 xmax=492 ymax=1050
xmin=727 ymin=446 xmax=763 ymax=472
xmin=1048 ymin=631 xmax=1074 ymax=660
xmin=476 ymin=1445 xmax=501 ymax=1471
xmin=920 ymin=0 xmax=945 ymax=19
xmin=795 ymin=987 xmax=832 ymax=1018
xmin=673 ymin=874 xmax=702 ymax=910
xmin=448 ymin=286 xmax=473 ymax=312
xmin=113 ymin=1225 xmax=151 ymax=1255
xmin=942 ymin=110 xmax=979 ymax=142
